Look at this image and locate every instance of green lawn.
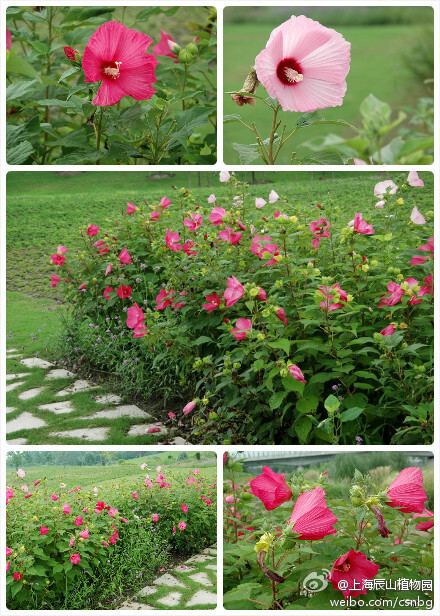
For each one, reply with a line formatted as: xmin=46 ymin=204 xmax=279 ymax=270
xmin=223 ymin=21 xmax=432 ymax=164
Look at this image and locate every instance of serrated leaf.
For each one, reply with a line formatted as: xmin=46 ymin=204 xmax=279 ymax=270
xmin=6 ymin=79 xmax=38 ymax=101
xmin=224 ymin=114 xmax=241 ymax=123
xmin=7 ymin=140 xmax=34 ymax=164
xmin=58 ymin=66 xmax=81 ymax=83
xmin=302 ymin=151 xmax=349 ymax=165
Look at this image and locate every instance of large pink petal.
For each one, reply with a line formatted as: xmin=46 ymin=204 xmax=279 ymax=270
xmin=278 ymin=77 xmax=347 ymax=112
xmin=116 ymin=65 xmax=157 ymax=101
xmin=92 ymin=79 xmax=127 ymax=106
xmin=268 ymin=16 xmax=333 ymax=61
xmin=290 ymin=486 xmax=326 ymax=522
xmin=388 ymin=467 xmax=423 ymax=489
xmin=293 ymin=506 xmax=338 ymax=539
xmin=300 ymin=30 xmax=350 ymax=83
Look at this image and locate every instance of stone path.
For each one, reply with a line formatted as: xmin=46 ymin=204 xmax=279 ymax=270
xmin=5 ymin=349 xmax=185 ymax=445
xmin=117 ymin=545 xmax=217 ymax=610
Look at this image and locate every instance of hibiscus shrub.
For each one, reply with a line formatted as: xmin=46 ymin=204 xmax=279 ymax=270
xmin=6 ymin=6 xmax=216 ymax=165
xmin=6 ymin=465 xmax=216 ymax=609
xmin=223 ymin=455 xmax=434 ymax=610
xmin=48 ymin=171 xmax=433 ymax=445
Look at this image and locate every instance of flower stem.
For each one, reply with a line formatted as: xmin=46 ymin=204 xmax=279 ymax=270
xmin=268 ymin=102 xmax=280 ymax=164
xmin=95 ymin=106 xmax=104 ymax=152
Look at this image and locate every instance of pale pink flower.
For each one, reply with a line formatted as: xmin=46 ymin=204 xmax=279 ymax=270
xmin=375 ymin=200 xmax=385 ymax=209
xmin=69 ymin=537 xmax=75 ymax=547
xmin=178 ymin=521 xmax=187 ymax=530
xmin=352 ymin=213 xmax=374 ymax=235
xmin=80 ymin=529 xmax=89 ymax=539
xmin=168 ymin=412 xmax=176 ymax=419
xmin=51 ymin=494 xmax=58 ymax=501
xmin=152 ymin=513 xmax=159 ymax=522
xmin=219 ymin=171 xmax=230 ymax=182
xmin=208 ymin=194 xmax=216 ymax=204
xmin=17 ymin=469 xmax=26 ymax=478
xmin=374 ymin=180 xmax=397 ymax=199
xmin=21 ymin=485 xmax=28 ymax=492
xmin=82 ymin=21 xmax=157 ymax=106
xmin=255 ymin=15 xmax=350 ymax=112
xmin=62 ymin=504 xmax=71 ymax=514
xmin=57 ymin=245 xmax=68 ymax=254
xmin=411 ymin=206 xmax=426 ymax=225
xmin=255 ymin=197 xmax=266 ymax=209
xmin=269 ymin=190 xmax=279 ymax=203
xmin=70 ymin=554 xmax=81 ymax=565
xmin=407 ymin=171 xmax=424 ymax=187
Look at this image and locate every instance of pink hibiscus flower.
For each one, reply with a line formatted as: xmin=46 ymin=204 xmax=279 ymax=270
xmin=152 ymin=513 xmax=159 ymax=522
xmin=209 ymin=206 xmax=227 ymax=226
xmin=103 ymin=286 xmax=113 ymax=300
xmin=231 ymin=318 xmax=252 ymax=340
xmin=378 ymin=279 xmax=422 ymax=308
xmin=40 ymin=526 xmax=49 ymax=535
xmin=62 ymin=504 xmax=71 ymax=514
xmin=256 ymin=287 xmax=268 ymax=302
xmin=351 ymin=213 xmax=374 ymax=235
xmin=51 ymin=254 xmax=65 ymax=266
xmin=80 ymin=529 xmax=89 ymax=539
xmin=126 ymin=303 xmax=147 ymax=338
xmin=410 ymin=237 xmax=434 ymax=266
xmin=203 ymin=293 xmax=221 ymax=312
xmin=126 ymin=202 xmax=137 ymax=214
xmin=219 ymin=226 xmax=242 ymax=245
xmin=165 ymin=229 xmax=182 ymax=251
xmin=153 ymin=29 xmax=178 ymax=59
xmin=328 ymin=550 xmax=379 ymax=599
xmin=413 ymin=509 xmax=434 ymax=531
xmin=288 ymin=364 xmax=305 ymax=384
xmin=250 ymin=466 xmax=292 ymax=510
xmin=181 ymin=504 xmax=188 ymax=513
xmin=380 ymin=323 xmax=396 ymax=336
xmin=289 ymin=486 xmax=338 ymax=540
xmin=269 ymin=190 xmax=279 ymax=203
xmin=276 ymin=307 xmax=288 ymax=327
xmin=116 ymin=285 xmax=132 ymax=299
xmin=119 ymin=249 xmax=132 ymax=264
xmin=254 ymin=15 xmax=350 ymax=112
xmin=51 ymin=275 xmax=62 ymax=288
xmin=178 ymin=521 xmax=187 ymax=530
xmin=156 ymin=289 xmax=175 ymax=310
xmin=219 ymin=171 xmax=230 ymax=183
xmin=6 ymin=28 xmax=12 ymax=51
xmin=184 ymin=213 xmax=203 ymax=231
xmin=183 ymin=401 xmax=196 ymax=415
xmin=160 ymin=197 xmax=171 ymax=209
xmin=374 ymin=180 xmax=397 ymax=199
xmin=82 ymin=21 xmax=157 ymax=106
xmin=255 ymin=197 xmax=266 ymax=209
xmin=223 ymin=276 xmax=244 ymax=307
xmin=407 ymin=171 xmax=424 ymax=187
xmin=411 ymin=206 xmax=426 ymax=225
xmin=70 ymin=554 xmax=81 ymax=565
xmin=87 ymin=224 xmax=100 ymax=237
xmin=93 ymin=239 xmax=109 ymax=255
xmin=318 ymin=283 xmax=347 ymax=311
xmin=63 ymin=46 xmax=78 ymax=61
xmin=386 ymin=467 xmax=427 ymax=514
xmin=74 ymin=516 xmax=84 ymax=526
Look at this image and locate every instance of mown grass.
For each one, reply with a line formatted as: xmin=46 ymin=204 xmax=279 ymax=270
xmin=223 ymin=19 xmax=432 ymax=164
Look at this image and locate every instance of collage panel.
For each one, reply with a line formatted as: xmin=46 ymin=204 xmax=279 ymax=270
xmin=5 ymin=170 xmax=433 ymax=447
xmin=224 ymin=5 xmax=434 ymax=166
xmin=223 ymin=449 xmax=434 ymax=610
xmin=5 ymin=449 xmax=218 ymax=610
xmin=6 ymin=5 xmax=217 ymax=165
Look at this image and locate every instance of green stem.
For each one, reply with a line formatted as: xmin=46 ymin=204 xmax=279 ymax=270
xmin=268 ymin=102 xmax=280 ymax=164
xmin=95 ymin=106 xmax=104 ymax=152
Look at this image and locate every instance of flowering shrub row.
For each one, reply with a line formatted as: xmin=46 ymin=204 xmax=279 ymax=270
xmin=223 ymin=455 xmax=434 ymax=610
xmin=6 ymin=464 xmax=216 ymax=609
xmin=49 ymin=171 xmax=432 ymax=445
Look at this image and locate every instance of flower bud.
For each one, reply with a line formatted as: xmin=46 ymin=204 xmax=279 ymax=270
xmin=185 ymin=42 xmax=198 ymax=55
xmin=178 ymin=49 xmax=193 ymax=64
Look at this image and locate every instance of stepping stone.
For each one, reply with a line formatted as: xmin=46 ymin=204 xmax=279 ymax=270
xmin=82 ymin=406 xmax=152 ymax=421
xmin=6 ymin=407 xmax=17 ymax=414
xmin=7 ymin=438 xmax=28 ymax=445
xmin=6 ymin=348 xmax=19 ymax=353
xmin=117 ymin=600 xmax=154 ymax=610
xmin=206 ymin=564 xmax=217 ymax=571
xmin=6 ymin=381 xmax=25 ymax=393
xmin=55 ymin=380 xmax=97 ymax=396
xmin=127 ymin=423 xmax=167 ymax=437
xmin=174 ymin=565 xmax=195 ymax=573
xmin=154 ymin=573 xmax=184 ymax=588
xmin=95 ymin=394 xmax=122 ymax=405
xmin=139 ymin=586 xmax=157 ymax=597
xmin=203 ymin=547 xmax=217 ymax=555
xmin=169 ymin=436 xmax=186 ymax=445
xmin=6 ymin=373 xmax=30 ymax=381
xmin=38 ymin=401 xmax=74 ymax=415
xmin=7 ymin=412 xmax=47 ymax=434
xmin=189 ymin=572 xmax=213 ymax=586
xmin=45 ymin=369 xmax=75 ymax=380
xmin=157 ymin=592 xmax=182 ymax=607
xmin=185 ymin=554 xmax=215 ymax=564
xmin=186 ymin=590 xmax=217 ymax=607
xmin=48 ymin=427 xmax=110 ymax=441
xmin=6 ymin=354 xmax=22 ymax=359
xmin=20 ymin=358 xmax=54 ymax=369
xmin=18 ymin=387 xmax=46 ymax=401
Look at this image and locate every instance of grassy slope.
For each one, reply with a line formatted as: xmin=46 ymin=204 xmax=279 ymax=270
xmin=223 ymin=23 xmax=430 ymax=164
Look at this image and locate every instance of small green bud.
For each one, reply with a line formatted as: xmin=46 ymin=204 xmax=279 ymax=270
xmin=178 ymin=49 xmax=193 ymax=64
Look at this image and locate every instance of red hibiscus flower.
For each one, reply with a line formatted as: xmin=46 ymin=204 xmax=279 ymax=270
xmin=249 ymin=466 xmax=292 ymax=510
xmin=328 ymin=549 xmax=379 ymax=599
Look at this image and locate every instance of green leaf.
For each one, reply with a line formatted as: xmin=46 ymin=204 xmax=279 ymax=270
xmin=295 ymin=416 xmax=312 ymax=443
xmin=169 ymin=107 xmax=213 ymax=147
xmin=232 ymin=142 xmax=261 ymax=164
xmin=339 ymin=407 xmax=364 ymax=422
xmin=52 ymin=563 xmax=64 ymax=574
xmin=268 ymin=339 xmax=290 ymax=354
xmin=301 ymin=152 xmax=350 ymax=165
xmin=58 ymin=66 xmax=81 ymax=83
xmin=7 ymin=140 xmax=34 ymax=164
xmin=324 ymin=394 xmax=340 ymax=413
xmin=6 ymin=79 xmax=38 ymax=101
xmin=6 ymin=51 xmax=42 ymax=82
xmin=192 ymin=336 xmax=214 ymax=345
xmin=281 ymin=375 xmax=304 ymax=394
xmin=106 ymin=141 xmax=140 ymax=160
xmin=169 ymin=89 xmax=204 ymax=103
xmin=398 ymin=136 xmax=434 ymax=157
xmin=269 ymin=390 xmax=287 ymax=410
xmin=223 ymin=114 xmax=241 ymax=123
xmin=296 ymin=396 xmax=319 ymax=413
